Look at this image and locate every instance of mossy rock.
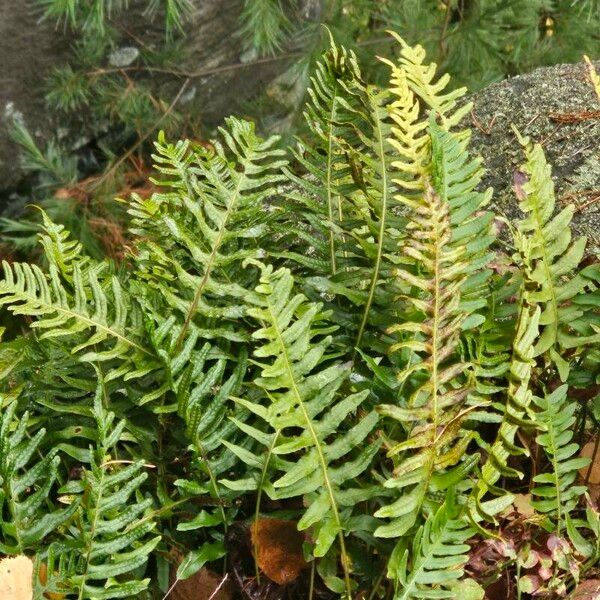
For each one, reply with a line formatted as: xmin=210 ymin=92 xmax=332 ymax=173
xmin=467 ymin=60 xmax=600 ymax=256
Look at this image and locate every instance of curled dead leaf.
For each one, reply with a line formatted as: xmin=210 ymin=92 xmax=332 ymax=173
xmin=0 ymin=555 xmax=33 ymax=600
xmin=250 ymin=518 xmax=308 ymax=585
xmin=38 ymin=563 xmax=66 ymax=600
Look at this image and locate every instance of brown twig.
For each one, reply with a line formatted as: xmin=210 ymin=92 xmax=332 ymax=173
xmin=90 ymin=78 xmax=190 ymax=191
xmin=470 ymin=110 xmax=500 ymax=135
xmin=548 ymin=110 xmax=600 ymax=123
xmin=559 ymin=189 xmax=600 ymax=214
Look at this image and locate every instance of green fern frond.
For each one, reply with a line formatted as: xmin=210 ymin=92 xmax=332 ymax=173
xmin=468 ymin=234 xmax=541 ymax=524
xmin=54 ymin=378 xmax=160 ymax=599
xmin=0 ymin=390 xmax=79 ymax=554
xmin=388 ymin=491 xmax=475 ymax=600
xmin=387 ymin=32 xmax=472 ymax=130
xmin=131 ymin=117 xmax=287 ymax=349
xmin=0 ymin=255 xmax=154 ymax=382
xmin=531 ymin=384 xmax=589 ymax=531
xmin=282 ymin=39 xmax=372 ymax=277
xmin=38 ymin=209 xmax=90 ymax=279
xmin=513 ymin=131 xmax=599 ymax=377
xmin=279 ymin=38 xmax=407 ymax=354
xmin=566 ymin=500 xmax=600 ymax=561
xmin=231 ymin=264 xmax=380 ymax=597
xmin=147 ymin=317 xmax=253 ymax=572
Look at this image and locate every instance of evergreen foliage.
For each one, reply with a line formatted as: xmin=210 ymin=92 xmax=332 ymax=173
xmin=0 ymin=32 xmax=598 ymax=599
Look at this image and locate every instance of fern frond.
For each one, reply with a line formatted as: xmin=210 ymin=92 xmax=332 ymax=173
xmin=388 ymin=491 xmax=475 ymax=600
xmin=531 ymin=384 xmax=589 ymax=531
xmin=584 ymin=55 xmax=600 ymax=102
xmin=55 ymin=378 xmax=160 ymax=599
xmin=375 ymin=115 xmax=493 ymax=539
xmin=513 ymin=131 xmax=599 ymax=377
xmin=282 ymin=39 xmax=371 ymax=277
xmin=38 ymin=209 xmax=90 ymax=279
xmin=387 ymin=32 xmax=472 ymax=130
xmin=0 ymin=258 xmax=153 ymax=381
xmin=0 ymin=390 xmax=79 ymax=554
xmin=233 ymin=264 xmax=380 ymax=597
xmin=468 ymin=233 xmax=540 ymax=523
xmin=147 ymin=316 xmax=253 ymax=573
xmin=279 ymin=38 xmax=408 ymax=354
xmin=131 ymin=117 xmax=287 ymax=349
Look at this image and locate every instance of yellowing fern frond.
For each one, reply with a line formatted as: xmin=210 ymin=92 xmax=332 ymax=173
xmin=583 ymin=55 xmax=600 ymax=102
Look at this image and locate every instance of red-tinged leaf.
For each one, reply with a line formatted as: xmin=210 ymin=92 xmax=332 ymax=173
xmin=513 ymin=170 xmax=528 ymax=201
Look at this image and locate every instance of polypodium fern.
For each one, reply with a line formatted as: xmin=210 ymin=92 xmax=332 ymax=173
xmin=513 ymin=131 xmax=600 ymax=378
xmin=165 ymin=332 xmax=250 ymax=572
xmin=531 ymin=384 xmax=590 ymax=532
xmin=388 ymin=491 xmax=475 ymax=600
xmin=282 ymin=39 xmax=366 ymax=277
xmin=277 ymin=38 xmax=408 ymax=358
xmin=51 ymin=376 xmax=160 ymax=599
xmin=386 ymin=33 xmax=473 ymax=134
xmin=37 ymin=209 xmax=90 ymax=280
xmin=374 ymin=115 xmax=494 ymax=539
xmin=130 ymin=116 xmax=287 ymax=350
xmin=0 ymin=216 xmax=154 ymax=383
xmin=0 ymin=30 xmax=598 ymax=600
xmin=468 ymin=233 xmax=541 ymax=524
xmin=228 ymin=264 xmax=381 ymax=597
xmin=0 ymin=388 xmax=79 ymax=555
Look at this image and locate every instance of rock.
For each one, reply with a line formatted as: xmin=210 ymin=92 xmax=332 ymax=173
xmin=468 ymin=60 xmax=600 ymax=255
xmin=0 ymin=2 xmax=72 ymax=190
xmin=0 ymin=0 xmax=318 ymax=193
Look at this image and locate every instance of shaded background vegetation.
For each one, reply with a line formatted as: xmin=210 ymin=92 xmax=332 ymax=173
xmin=0 ymin=0 xmax=598 ymax=260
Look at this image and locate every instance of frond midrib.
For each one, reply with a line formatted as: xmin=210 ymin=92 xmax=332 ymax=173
xmin=262 ymin=293 xmax=352 ymax=596
xmin=3 ymin=288 xmax=150 ymax=356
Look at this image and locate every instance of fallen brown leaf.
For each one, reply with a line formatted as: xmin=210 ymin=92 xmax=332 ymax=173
xmin=579 ymin=439 xmax=600 ymax=485
xmin=0 ymin=555 xmax=33 ymax=600
xmin=513 ymin=493 xmax=535 ymax=517
xmin=169 ymin=566 xmax=233 ymax=600
xmin=250 ymin=518 xmax=308 ymax=585
xmin=571 ymin=579 xmax=600 ymax=599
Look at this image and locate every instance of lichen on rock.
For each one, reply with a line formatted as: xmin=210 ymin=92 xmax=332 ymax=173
xmin=467 ymin=60 xmax=600 ymax=255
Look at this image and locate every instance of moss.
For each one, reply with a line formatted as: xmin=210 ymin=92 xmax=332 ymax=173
xmin=467 ymin=60 xmax=600 ymax=255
